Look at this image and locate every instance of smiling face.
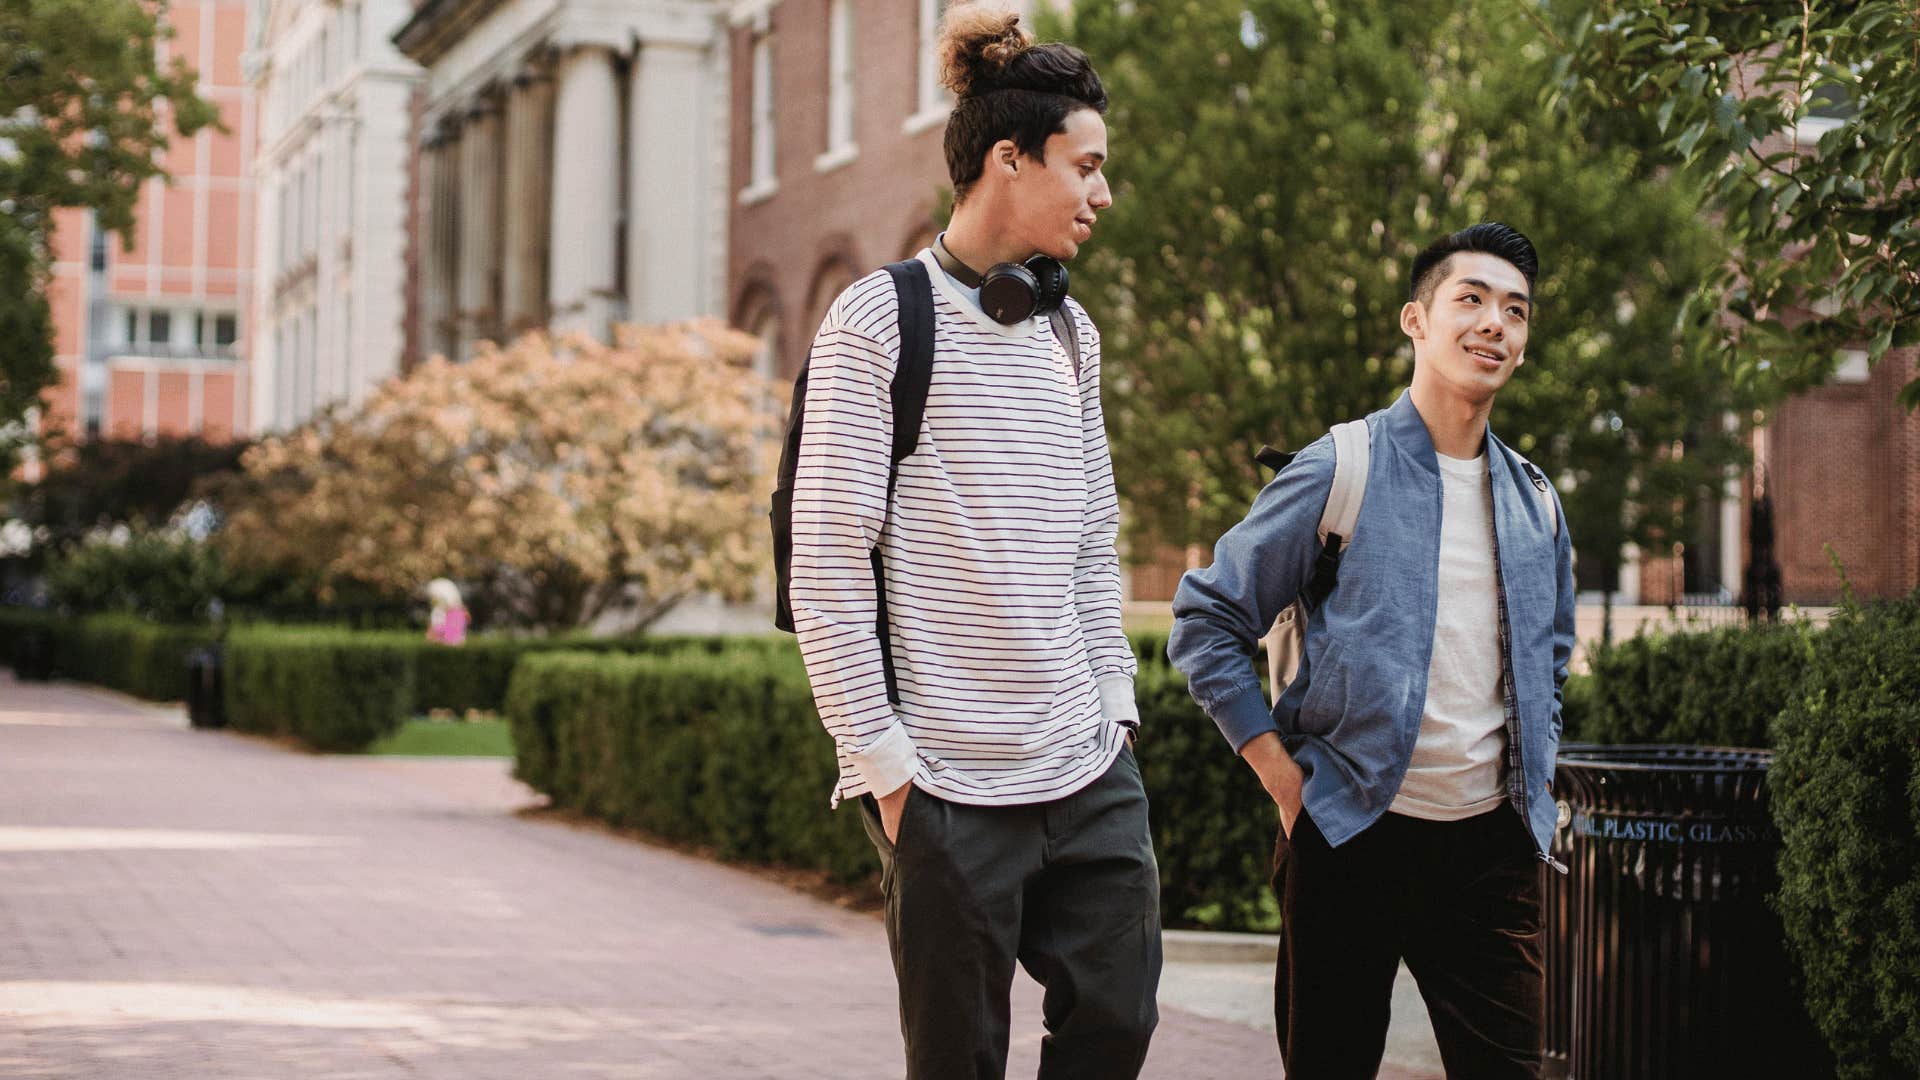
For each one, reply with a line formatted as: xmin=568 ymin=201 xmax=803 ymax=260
xmin=1401 ymin=251 xmax=1533 ymax=405
xmin=1003 ymin=107 xmax=1112 ymax=262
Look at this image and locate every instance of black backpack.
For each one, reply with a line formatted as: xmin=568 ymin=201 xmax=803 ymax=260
xmin=769 ymin=258 xmax=1081 ymax=703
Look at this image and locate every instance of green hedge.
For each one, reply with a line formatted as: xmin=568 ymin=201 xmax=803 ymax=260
xmin=394 ymin=630 xmax=797 ymax=717
xmin=0 ymin=608 xmax=216 ymax=701
xmin=505 ymin=647 xmax=874 ymax=882
xmin=506 ymin=644 xmax=1276 ymax=927
xmin=1771 ymin=595 xmax=1920 ymax=1078
xmin=1133 ymin=663 xmax=1278 ymax=929
xmin=1573 ymin=621 xmax=1814 ymax=748
xmin=223 ymin=626 xmax=415 ymax=752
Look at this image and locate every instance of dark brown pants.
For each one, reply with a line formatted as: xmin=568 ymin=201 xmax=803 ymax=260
xmin=1272 ymin=806 xmax=1546 ymax=1079
xmin=859 ymin=746 xmax=1162 ymax=1080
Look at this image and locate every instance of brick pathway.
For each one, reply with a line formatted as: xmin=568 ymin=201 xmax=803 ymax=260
xmin=0 ymin=672 xmax=1437 ymax=1078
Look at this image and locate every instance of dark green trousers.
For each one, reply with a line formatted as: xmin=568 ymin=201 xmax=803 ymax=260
xmin=858 ymin=746 xmax=1162 ymax=1080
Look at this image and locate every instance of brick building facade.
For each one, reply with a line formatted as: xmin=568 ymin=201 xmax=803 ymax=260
xmin=726 ymin=0 xmax=975 ymax=380
xmin=722 ymin=3 xmax=1915 ymax=606
xmin=35 ymin=0 xmax=255 ymax=463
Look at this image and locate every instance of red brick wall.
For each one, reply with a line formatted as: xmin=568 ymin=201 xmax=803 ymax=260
xmin=1765 ymin=345 xmax=1920 ymax=603
xmin=727 ymin=0 xmax=946 ymax=379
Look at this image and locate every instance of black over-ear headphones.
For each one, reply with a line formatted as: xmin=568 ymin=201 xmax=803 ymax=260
xmin=932 ymin=232 xmax=1069 ymax=325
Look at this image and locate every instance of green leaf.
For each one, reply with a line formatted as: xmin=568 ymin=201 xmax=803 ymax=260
xmin=1657 ymin=95 xmax=1679 ymax=135
xmin=1674 ymin=120 xmax=1711 ymax=159
xmin=1713 ymin=93 xmax=1740 ymax=135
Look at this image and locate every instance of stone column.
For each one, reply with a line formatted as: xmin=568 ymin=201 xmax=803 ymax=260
xmin=547 ymin=45 xmax=622 ymax=339
xmin=626 ymin=39 xmax=714 ymax=324
xmin=500 ymin=69 xmax=555 ymax=334
xmin=420 ymin=127 xmax=459 ymax=363
xmin=457 ymin=94 xmax=503 ymax=354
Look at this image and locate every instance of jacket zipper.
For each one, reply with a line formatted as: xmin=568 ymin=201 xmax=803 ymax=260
xmin=1484 ymin=461 xmax=1564 ymax=875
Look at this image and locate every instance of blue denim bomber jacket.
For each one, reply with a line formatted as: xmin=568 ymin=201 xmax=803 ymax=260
xmin=1168 ymin=390 xmax=1577 ymax=859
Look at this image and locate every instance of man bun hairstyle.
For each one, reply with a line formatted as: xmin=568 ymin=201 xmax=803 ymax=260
xmin=938 ymin=3 xmax=1108 ymax=204
xmin=1410 ymin=222 xmax=1540 ymax=306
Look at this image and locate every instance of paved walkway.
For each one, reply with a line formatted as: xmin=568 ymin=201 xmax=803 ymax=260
xmin=0 ymin=673 xmax=1439 ymax=1078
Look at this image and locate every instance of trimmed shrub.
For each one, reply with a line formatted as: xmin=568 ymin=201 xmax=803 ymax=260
xmin=1133 ymin=663 xmax=1278 ymax=929
xmin=0 ymin=608 xmax=214 ymax=701
xmin=1771 ymin=595 xmax=1920 ymax=1078
xmin=223 ymin=626 xmax=414 ymax=751
xmin=50 ymin=615 xmax=218 ymax=702
xmin=1130 ymin=629 xmax=1172 ymax=669
xmin=401 ymin=631 xmax=797 ymax=716
xmin=505 ymin=647 xmax=873 ymax=882
xmin=506 ymin=642 xmax=1277 ymax=924
xmin=1575 ymin=620 xmax=1814 ymax=747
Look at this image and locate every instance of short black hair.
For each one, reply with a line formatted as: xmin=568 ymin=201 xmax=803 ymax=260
xmin=939 ymin=10 xmax=1107 ymax=204
xmin=1409 ymin=222 xmax=1539 ymax=306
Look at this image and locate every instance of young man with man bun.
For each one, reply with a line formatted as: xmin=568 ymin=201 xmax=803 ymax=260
xmin=785 ymin=6 xmax=1159 ymax=1078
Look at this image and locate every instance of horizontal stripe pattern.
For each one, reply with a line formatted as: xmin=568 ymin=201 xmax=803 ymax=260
xmin=789 ymin=251 xmax=1136 ymax=808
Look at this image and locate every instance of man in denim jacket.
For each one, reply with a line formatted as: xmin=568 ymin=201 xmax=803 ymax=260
xmin=1169 ymin=222 xmax=1576 ymax=1078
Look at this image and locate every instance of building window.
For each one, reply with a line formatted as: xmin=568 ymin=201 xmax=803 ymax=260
xmin=89 ymin=224 xmax=106 ymax=273
xmin=824 ymin=0 xmax=855 ymax=156
xmin=215 ymin=314 xmax=237 ymax=347
xmin=749 ymin=309 xmax=781 ymax=380
xmin=148 ymin=311 xmax=171 ymax=345
xmin=908 ymin=0 xmax=950 ymax=131
xmin=124 ymin=310 xmax=138 ymax=346
xmin=743 ymin=25 xmax=777 ymax=201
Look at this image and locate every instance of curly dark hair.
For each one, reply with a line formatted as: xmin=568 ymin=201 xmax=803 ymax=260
xmin=938 ymin=5 xmax=1107 ymax=204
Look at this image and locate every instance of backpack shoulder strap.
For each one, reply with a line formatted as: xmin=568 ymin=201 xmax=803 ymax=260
xmin=1046 ymin=305 xmax=1083 ymax=379
xmin=1515 ymin=454 xmax=1559 ymax=538
xmin=882 ymin=260 xmax=935 ymax=479
xmin=1319 ymin=418 xmax=1371 ymax=545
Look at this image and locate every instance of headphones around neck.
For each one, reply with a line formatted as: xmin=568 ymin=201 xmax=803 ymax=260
xmin=932 ymin=233 xmax=1069 ymax=325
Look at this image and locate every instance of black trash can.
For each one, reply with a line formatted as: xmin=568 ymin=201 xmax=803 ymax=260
xmin=1541 ymin=743 xmax=1599 ymax=1079
xmin=1547 ymin=745 xmax=1829 ymax=1079
xmin=15 ymin=625 xmax=54 ymax=682
xmin=186 ymin=645 xmax=226 ymax=729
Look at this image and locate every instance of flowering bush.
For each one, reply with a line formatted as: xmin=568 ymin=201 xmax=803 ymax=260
xmin=216 ymin=320 xmax=784 ymax=629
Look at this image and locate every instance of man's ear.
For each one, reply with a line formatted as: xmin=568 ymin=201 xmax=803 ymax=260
xmin=1399 ymin=299 xmax=1427 ymax=341
xmin=992 ymin=138 xmax=1021 ymax=178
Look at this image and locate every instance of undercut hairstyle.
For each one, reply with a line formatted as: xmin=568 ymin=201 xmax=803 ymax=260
xmin=1409 ymin=222 xmax=1540 ymax=307
xmin=938 ymin=5 xmax=1108 ymax=205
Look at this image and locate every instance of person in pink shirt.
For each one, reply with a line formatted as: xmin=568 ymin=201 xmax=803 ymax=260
xmin=425 ymin=578 xmax=468 ymax=646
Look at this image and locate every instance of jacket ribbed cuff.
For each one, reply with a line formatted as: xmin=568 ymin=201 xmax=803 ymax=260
xmin=1211 ymin=683 xmax=1280 ymax=753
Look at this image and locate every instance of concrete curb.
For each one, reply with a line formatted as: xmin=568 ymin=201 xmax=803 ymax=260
xmin=1162 ymin=929 xmax=1280 ymax=964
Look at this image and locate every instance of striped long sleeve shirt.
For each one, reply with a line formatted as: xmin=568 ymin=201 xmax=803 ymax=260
xmin=790 ymin=249 xmax=1139 ymax=808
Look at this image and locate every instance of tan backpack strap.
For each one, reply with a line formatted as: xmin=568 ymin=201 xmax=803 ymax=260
xmin=1320 ymin=419 xmax=1371 ymax=545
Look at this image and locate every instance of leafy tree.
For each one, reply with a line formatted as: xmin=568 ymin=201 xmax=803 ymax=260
xmin=212 ymin=321 xmax=783 ymax=630
xmin=1046 ymin=0 xmax=1780 ymax=593
xmin=0 ymin=0 xmax=217 ymax=466
xmin=43 ymin=525 xmax=228 ymax=623
xmin=1546 ymin=1 xmax=1920 ymax=405
xmin=5 ymin=433 xmax=250 ymax=554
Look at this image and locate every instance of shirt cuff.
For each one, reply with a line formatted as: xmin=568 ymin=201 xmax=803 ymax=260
xmin=847 ymin=722 xmax=919 ymax=796
xmin=1210 ymin=682 xmax=1279 ymax=753
xmin=1097 ymin=674 xmax=1140 ymax=730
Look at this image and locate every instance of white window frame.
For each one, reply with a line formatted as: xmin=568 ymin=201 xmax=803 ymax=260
xmin=904 ymin=0 xmax=950 ymax=135
xmin=1833 ymin=348 xmax=1870 ymax=384
xmin=741 ymin=22 xmax=779 ymax=204
xmin=814 ymin=0 xmax=858 ymax=172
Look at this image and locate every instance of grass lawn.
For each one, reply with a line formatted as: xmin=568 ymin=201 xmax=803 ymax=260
xmin=366 ymin=716 xmax=514 ymax=757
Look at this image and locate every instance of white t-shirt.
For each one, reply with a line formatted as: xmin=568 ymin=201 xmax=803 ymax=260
xmin=1389 ymin=450 xmax=1509 ymax=820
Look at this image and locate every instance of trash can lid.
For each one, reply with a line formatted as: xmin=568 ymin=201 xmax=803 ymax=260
xmin=1556 ymin=744 xmax=1771 ymax=773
